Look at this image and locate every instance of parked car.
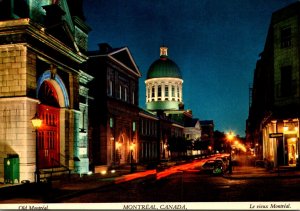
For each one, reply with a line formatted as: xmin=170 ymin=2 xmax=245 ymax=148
xmin=201 ymin=159 xmax=226 ymax=175
xmin=215 ymin=157 xmax=229 ymax=170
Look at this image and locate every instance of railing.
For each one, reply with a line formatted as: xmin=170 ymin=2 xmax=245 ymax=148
xmin=50 ymin=154 xmax=71 ymax=180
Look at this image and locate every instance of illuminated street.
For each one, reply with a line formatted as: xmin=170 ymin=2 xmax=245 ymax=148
xmin=56 ymin=161 xmax=300 ymax=203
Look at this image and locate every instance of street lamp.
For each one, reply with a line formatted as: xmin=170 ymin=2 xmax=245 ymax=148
xmin=226 ymin=131 xmax=235 ymax=174
xmin=31 ymin=113 xmax=42 ymax=183
xmin=130 ymin=143 xmax=135 ymax=173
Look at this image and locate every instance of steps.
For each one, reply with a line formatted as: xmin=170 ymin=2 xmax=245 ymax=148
xmin=40 ymin=167 xmax=71 ymax=182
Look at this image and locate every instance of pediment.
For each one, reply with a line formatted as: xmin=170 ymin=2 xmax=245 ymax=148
xmin=109 ymin=47 xmax=141 ymax=78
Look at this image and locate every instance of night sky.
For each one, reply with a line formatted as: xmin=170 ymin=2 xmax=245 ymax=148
xmin=83 ymin=0 xmax=296 ymax=136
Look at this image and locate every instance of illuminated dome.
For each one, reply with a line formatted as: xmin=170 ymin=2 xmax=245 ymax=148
xmin=145 ymin=46 xmax=184 ymax=111
xmin=147 ymin=57 xmax=182 ymax=79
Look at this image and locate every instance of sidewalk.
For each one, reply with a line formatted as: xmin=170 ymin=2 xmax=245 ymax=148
xmin=223 ymin=165 xmax=300 ymax=179
xmin=0 ymin=164 xmax=149 ymax=203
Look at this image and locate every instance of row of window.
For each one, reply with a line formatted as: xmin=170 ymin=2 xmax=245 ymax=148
xmin=140 ymin=142 xmax=157 ymax=160
xmin=139 ymin=119 xmax=157 ymax=136
xmin=38 ymin=131 xmax=57 ymax=150
xmin=147 ymin=85 xmax=181 ymax=102
xmin=40 ymin=113 xmax=58 ymax=126
xmin=108 ymin=80 xmax=135 ymax=104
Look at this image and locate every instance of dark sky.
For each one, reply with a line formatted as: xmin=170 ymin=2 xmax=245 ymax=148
xmin=83 ymin=0 xmax=296 ymax=136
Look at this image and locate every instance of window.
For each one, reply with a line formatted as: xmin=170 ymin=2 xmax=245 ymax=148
xmin=124 ymin=87 xmax=127 ymax=102
xmin=110 ymin=117 xmax=114 ymax=128
xmin=158 ymin=85 xmax=161 ymax=99
xmin=172 ymin=86 xmax=175 ymax=100
xmin=132 ymin=91 xmax=135 ymax=104
xmin=151 ymin=86 xmax=155 ymax=101
xmin=281 ymin=27 xmax=291 ymax=48
xmin=132 ymin=121 xmax=136 ymax=132
xmin=165 ymin=86 xmax=169 ymax=100
xmin=280 ymin=66 xmax=293 ymax=97
xmin=177 ymin=86 xmax=180 ymax=101
xmin=108 ymin=80 xmax=113 ymax=96
xmin=119 ymin=85 xmax=122 ymax=99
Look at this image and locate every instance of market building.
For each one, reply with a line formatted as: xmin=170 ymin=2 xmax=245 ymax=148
xmin=247 ymin=2 xmax=300 ymax=167
xmin=144 ymin=46 xmax=191 ymax=159
xmin=0 ymin=0 xmax=92 ymax=183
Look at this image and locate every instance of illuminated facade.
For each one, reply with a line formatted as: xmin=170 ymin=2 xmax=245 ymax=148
xmin=0 ymin=0 xmax=92 ymax=182
xmin=247 ymin=2 xmax=300 ymax=167
xmin=88 ymin=44 xmax=141 ymax=168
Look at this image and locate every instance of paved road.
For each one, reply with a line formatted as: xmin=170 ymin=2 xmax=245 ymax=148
xmin=59 ymin=169 xmax=300 ymax=203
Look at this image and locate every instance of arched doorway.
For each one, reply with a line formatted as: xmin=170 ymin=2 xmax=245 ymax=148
xmin=37 ymin=81 xmax=60 ymax=169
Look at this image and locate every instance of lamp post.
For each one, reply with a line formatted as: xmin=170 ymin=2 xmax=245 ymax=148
xmin=130 ymin=143 xmax=135 ymax=173
xmin=31 ymin=113 xmax=42 ymax=183
xmin=226 ymin=131 xmax=234 ymax=174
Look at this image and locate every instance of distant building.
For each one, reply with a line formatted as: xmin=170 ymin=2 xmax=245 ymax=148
xmin=247 ymin=2 xmax=300 ymax=167
xmin=88 ymin=44 xmax=141 ymax=168
xmin=200 ymin=120 xmax=214 ymax=154
xmin=0 ymin=0 xmax=92 ymax=182
xmin=184 ymin=118 xmax=201 ymax=156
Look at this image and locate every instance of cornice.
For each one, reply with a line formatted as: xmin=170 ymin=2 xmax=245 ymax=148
xmin=0 ymin=18 xmax=87 ymax=63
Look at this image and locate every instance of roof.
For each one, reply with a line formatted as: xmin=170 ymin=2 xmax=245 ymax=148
xmin=200 ymin=120 xmax=214 ymax=126
xmin=147 ymin=58 xmax=182 ymax=79
xmin=184 ymin=118 xmax=199 ymax=127
xmin=88 ymin=44 xmax=141 ymax=78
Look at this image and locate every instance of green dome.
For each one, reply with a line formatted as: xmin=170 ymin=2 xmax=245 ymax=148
xmin=147 ymin=58 xmax=182 ymax=79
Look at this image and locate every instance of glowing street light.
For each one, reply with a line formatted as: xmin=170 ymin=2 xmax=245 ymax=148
xmin=31 ymin=113 xmax=42 ymax=183
xmin=226 ymin=131 xmax=235 ymax=174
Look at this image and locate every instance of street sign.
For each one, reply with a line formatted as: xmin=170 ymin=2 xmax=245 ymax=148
xmin=269 ymin=133 xmax=283 ymax=138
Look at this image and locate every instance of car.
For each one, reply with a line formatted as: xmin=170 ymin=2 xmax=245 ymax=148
xmin=215 ymin=157 xmax=229 ymax=170
xmin=201 ymin=159 xmax=226 ymax=175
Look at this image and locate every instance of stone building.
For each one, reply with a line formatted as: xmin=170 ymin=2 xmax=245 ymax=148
xmin=0 ymin=0 xmax=92 ymax=182
xmin=138 ymin=109 xmax=159 ymax=164
xmin=88 ymin=44 xmax=141 ymax=168
xmin=247 ymin=2 xmax=300 ymax=167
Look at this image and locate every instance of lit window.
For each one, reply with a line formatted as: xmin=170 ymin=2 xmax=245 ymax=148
xmin=124 ymin=87 xmax=127 ymax=101
xmin=119 ymin=85 xmax=122 ymax=99
xmin=158 ymin=85 xmax=161 ymax=99
xmin=165 ymin=86 xmax=169 ymax=100
xmin=133 ymin=121 xmax=136 ymax=132
xmin=132 ymin=91 xmax=135 ymax=104
xmin=110 ymin=117 xmax=114 ymax=128
xmin=151 ymin=86 xmax=155 ymax=101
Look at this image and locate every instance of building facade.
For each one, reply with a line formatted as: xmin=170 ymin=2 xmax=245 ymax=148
xmin=88 ymin=44 xmax=141 ymax=168
xmin=247 ymin=2 xmax=300 ymax=167
xmin=138 ymin=109 xmax=159 ymax=164
xmin=0 ymin=0 xmax=92 ymax=182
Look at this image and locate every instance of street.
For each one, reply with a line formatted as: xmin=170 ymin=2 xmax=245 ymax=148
xmin=59 ymin=168 xmax=300 ymax=203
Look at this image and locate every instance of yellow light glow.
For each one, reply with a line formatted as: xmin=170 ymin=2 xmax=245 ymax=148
xmin=130 ymin=143 xmax=135 ymax=151
xmin=116 ymin=142 xmax=122 ymax=149
xmin=31 ymin=113 xmax=42 ymax=129
xmin=226 ymin=131 xmax=235 ymax=141
xmin=100 ymin=170 xmax=107 ymax=175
